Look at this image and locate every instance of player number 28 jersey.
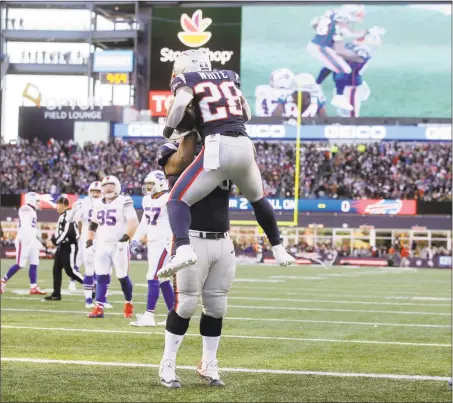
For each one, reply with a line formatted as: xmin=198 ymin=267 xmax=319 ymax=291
xmin=170 ymin=70 xmax=247 ymax=138
xmin=91 ymin=195 xmax=138 ymax=244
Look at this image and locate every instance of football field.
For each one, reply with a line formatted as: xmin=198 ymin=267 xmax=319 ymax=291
xmin=1 ymin=259 xmax=451 ymax=402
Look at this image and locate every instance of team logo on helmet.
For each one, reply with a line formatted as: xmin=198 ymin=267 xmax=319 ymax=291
xmin=178 ymin=10 xmax=212 ymax=48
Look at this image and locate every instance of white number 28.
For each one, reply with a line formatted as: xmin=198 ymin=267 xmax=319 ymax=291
xmin=194 ymin=81 xmax=243 ymax=123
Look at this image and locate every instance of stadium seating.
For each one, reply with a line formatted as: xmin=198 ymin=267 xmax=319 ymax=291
xmin=1 ymin=138 xmax=451 ymax=201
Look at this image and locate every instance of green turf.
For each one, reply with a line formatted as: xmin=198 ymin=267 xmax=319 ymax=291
xmin=1 ymin=259 xmax=452 ymax=402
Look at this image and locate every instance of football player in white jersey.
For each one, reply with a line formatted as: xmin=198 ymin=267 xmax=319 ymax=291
xmin=86 ymin=176 xmax=139 ymax=319
xmin=129 ymin=171 xmax=175 ymax=327
xmin=74 ymin=181 xmax=112 ymax=308
xmin=255 ymin=68 xmax=296 ymax=117
xmin=1 ymin=192 xmax=46 ymax=295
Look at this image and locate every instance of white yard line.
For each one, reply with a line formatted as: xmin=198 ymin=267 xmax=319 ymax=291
xmin=227 ymin=296 xmax=451 ymax=307
xmin=2 ymin=308 xmax=451 ymax=329
xmin=2 ymin=357 xmax=449 ymax=381
xmin=235 ymin=291 xmax=452 ymax=302
xmin=1 ymin=325 xmax=450 ymax=347
xmin=3 ymin=297 xmax=449 ymax=315
xmin=227 ymin=305 xmax=450 ymax=316
xmin=230 ymin=285 xmax=452 ymax=296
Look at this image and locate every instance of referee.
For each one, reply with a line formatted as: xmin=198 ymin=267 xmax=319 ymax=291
xmin=44 ymin=196 xmax=83 ymax=301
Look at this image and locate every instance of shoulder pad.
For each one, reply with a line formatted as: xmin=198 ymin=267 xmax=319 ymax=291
xmin=123 ymin=195 xmax=134 ymax=206
xmin=142 ymin=195 xmax=151 ymax=208
xmin=170 ymin=74 xmax=188 ymax=96
xmin=157 ymin=143 xmax=178 ymax=168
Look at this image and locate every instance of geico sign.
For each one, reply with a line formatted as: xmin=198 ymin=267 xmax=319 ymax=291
xmin=324 ymin=125 xmax=386 ymax=139
xmin=245 ymin=124 xmax=286 ymax=138
xmin=160 ymin=47 xmax=234 ymax=66
xmin=127 ymin=122 xmax=165 ymax=137
xmin=425 ymin=126 xmax=451 ymax=140
xmin=149 ymin=91 xmax=174 ymax=117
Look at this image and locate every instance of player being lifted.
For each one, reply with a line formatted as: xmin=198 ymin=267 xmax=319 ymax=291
xmin=129 ymin=171 xmax=175 ymax=327
xmin=332 ymin=31 xmax=384 ymax=117
xmin=1 ymin=192 xmax=46 ymax=295
xmin=74 ymin=181 xmax=112 ymax=308
xmin=86 ymin=176 xmax=139 ymax=319
xmin=159 ymin=50 xmax=295 ymax=278
xmin=306 ymin=4 xmax=383 ymax=111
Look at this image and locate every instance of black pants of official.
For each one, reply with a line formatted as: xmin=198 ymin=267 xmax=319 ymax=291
xmin=52 ymin=243 xmax=83 ymax=297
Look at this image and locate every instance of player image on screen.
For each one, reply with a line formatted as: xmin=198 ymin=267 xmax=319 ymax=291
xmin=306 ymin=4 xmax=384 ymax=111
xmin=332 ymin=31 xmax=384 ymax=117
xmin=254 ymin=69 xmax=325 ymax=118
xmin=85 ymin=176 xmax=139 ymax=319
xmin=129 ymin=171 xmax=175 ymax=327
xmin=160 ymin=49 xmax=295 ymax=278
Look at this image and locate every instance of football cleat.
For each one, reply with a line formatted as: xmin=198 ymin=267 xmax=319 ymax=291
xmin=30 ymin=287 xmax=47 ymax=295
xmin=130 ymin=311 xmax=156 ymax=327
xmin=331 ymin=94 xmax=354 ymax=111
xmin=159 ymin=359 xmax=181 ymax=388
xmin=124 ymin=302 xmax=134 ymax=318
xmin=271 ymin=244 xmax=296 ymax=267
xmin=87 ymin=305 xmax=104 ymax=318
xmin=157 ymin=318 xmax=167 ymax=326
xmin=68 ymin=281 xmax=77 ymax=292
xmin=158 ymin=245 xmax=197 ymax=279
xmin=44 ymin=295 xmax=61 ymax=301
xmin=85 ymin=301 xmax=94 ymax=308
xmin=197 ymin=360 xmax=225 ymax=386
xmin=0 ymin=279 xmax=6 ymax=294
xmin=104 ymin=301 xmax=113 ymax=309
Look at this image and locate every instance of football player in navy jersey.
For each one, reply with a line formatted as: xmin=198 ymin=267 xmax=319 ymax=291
xmin=156 ymin=134 xmax=234 ymax=388
xmin=332 ymin=31 xmax=384 ymax=117
xmin=159 ymin=50 xmax=295 ymax=279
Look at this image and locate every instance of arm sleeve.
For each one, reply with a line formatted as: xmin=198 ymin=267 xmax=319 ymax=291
xmin=165 ymin=87 xmax=194 ymax=129
xmin=124 ymin=197 xmax=138 ymax=222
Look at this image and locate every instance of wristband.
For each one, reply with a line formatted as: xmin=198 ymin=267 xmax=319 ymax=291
xmin=119 ymin=234 xmax=130 ymax=242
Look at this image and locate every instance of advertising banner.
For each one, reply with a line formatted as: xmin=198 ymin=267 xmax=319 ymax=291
xmin=20 ymin=194 xmax=80 ymax=210
xmin=229 ymin=198 xmax=417 ymax=215
xmin=18 ymin=106 xmax=123 ymax=142
xmin=241 ymin=4 xmax=451 ymax=118
xmin=113 ymin=121 xmax=451 ymax=141
xmin=149 ymin=6 xmax=242 ymax=116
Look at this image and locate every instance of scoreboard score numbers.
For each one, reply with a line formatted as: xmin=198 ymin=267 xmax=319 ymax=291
xmin=99 ymin=72 xmax=130 ymax=85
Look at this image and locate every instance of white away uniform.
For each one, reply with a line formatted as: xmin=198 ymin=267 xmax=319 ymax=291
xmin=74 ymin=197 xmax=96 ymax=275
xmin=91 ymin=195 xmax=138 ymax=278
xmin=15 ymin=205 xmax=41 ymax=267
xmin=133 ymin=193 xmax=171 ymax=281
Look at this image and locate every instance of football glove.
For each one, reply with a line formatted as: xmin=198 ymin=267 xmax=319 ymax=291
xmin=130 ymin=240 xmax=141 ymax=255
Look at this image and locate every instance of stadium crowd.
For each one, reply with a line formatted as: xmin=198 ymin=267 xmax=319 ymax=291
xmin=1 ymin=138 xmax=451 ymax=201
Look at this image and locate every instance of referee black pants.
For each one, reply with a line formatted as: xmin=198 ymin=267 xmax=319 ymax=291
xmin=52 ymin=243 xmax=83 ymax=297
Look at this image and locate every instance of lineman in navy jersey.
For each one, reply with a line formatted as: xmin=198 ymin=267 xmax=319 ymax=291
xmin=160 ymin=49 xmax=295 ymax=279
xmin=156 ymin=134 xmax=234 ymax=388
